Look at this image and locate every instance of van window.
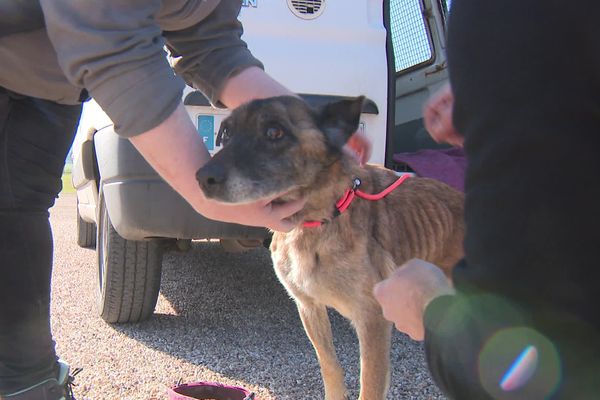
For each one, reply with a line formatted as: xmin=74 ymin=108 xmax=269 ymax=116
xmin=390 ymin=0 xmax=433 ymax=74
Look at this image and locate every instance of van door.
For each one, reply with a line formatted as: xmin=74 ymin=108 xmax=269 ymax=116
xmin=385 ymin=0 xmax=452 ymax=168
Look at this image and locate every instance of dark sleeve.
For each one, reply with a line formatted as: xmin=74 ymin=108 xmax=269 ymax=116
xmin=424 ymin=294 xmax=495 ymax=399
xmin=435 ymin=0 xmax=600 ymax=398
xmin=163 ymin=0 xmax=264 ymax=107
xmin=423 ymin=280 xmax=567 ymax=399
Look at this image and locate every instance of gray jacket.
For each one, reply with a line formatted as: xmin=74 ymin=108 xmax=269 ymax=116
xmin=0 ymin=0 xmax=263 ymax=137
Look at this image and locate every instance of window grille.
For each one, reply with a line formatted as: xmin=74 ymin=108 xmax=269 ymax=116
xmin=390 ymin=0 xmax=433 ymax=74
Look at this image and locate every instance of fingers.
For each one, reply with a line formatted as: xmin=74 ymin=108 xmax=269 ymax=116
xmin=373 ymin=279 xmax=387 ymax=307
xmin=374 ymin=276 xmax=426 ymax=341
xmin=270 ymin=197 xmax=307 ymax=218
xmin=344 ymin=131 xmax=372 ymax=165
xmin=423 ymin=104 xmax=445 ymax=142
xmin=197 ymin=194 xmax=306 ymax=232
xmin=373 ymin=258 xmax=453 ymax=340
xmin=269 ymin=218 xmax=297 ymax=233
xmin=267 ymin=197 xmax=307 ymax=232
xmin=447 ymin=133 xmax=465 ymax=147
xmin=407 ymin=328 xmax=425 ymax=342
xmin=423 ymin=83 xmax=464 ymax=147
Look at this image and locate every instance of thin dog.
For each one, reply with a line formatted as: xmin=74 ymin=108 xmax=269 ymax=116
xmin=196 ymin=96 xmax=464 ymax=400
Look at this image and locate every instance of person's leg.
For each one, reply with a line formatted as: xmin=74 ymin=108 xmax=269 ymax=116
xmin=0 ymin=88 xmax=82 ymax=396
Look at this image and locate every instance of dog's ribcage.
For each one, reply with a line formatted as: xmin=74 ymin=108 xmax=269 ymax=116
xmin=271 ymin=169 xmax=464 ymax=317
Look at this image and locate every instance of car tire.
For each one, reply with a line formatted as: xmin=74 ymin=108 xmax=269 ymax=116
xmin=76 ymin=204 xmax=96 ymax=248
xmin=96 ymin=193 xmax=163 ymax=323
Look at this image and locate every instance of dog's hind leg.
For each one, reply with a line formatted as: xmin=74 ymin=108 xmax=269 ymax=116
xmin=297 ymin=300 xmax=348 ymax=400
xmin=353 ymin=303 xmax=393 ymax=400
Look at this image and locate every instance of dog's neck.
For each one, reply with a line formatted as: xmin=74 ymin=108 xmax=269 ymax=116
xmin=294 ymin=156 xmax=363 ymax=226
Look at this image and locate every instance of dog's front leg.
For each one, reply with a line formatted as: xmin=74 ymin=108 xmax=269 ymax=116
xmin=354 ymin=304 xmax=393 ymax=400
xmin=297 ymin=300 xmax=348 ymax=400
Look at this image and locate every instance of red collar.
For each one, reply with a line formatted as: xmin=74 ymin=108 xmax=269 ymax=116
xmin=302 ymin=174 xmax=411 ymax=228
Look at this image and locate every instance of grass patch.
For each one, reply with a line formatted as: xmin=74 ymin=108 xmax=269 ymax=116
xmin=61 ymin=165 xmax=75 ymax=194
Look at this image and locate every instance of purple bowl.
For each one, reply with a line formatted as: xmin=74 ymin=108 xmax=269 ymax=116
xmin=167 ymin=381 xmax=255 ymax=400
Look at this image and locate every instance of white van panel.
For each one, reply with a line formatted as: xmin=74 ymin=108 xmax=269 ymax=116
xmin=239 ymin=0 xmax=388 ymax=164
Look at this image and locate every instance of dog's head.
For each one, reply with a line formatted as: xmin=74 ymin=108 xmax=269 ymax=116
xmin=196 ymin=95 xmax=364 ymax=203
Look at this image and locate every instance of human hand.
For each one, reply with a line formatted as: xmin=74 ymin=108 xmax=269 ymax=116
xmin=423 ymin=83 xmax=464 ymax=147
xmin=197 ymin=192 xmax=306 ymax=232
xmin=344 ymin=130 xmax=372 ymax=165
xmin=373 ymin=259 xmax=454 ymax=341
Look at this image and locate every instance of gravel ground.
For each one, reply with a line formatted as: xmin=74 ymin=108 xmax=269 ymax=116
xmin=50 ymin=193 xmax=446 ymax=400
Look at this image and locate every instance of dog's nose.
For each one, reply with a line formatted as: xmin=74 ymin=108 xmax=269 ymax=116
xmin=196 ymin=163 xmax=226 ymax=188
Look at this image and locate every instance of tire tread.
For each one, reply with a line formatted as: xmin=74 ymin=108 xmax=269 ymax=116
xmin=97 ymin=196 xmax=162 ymax=323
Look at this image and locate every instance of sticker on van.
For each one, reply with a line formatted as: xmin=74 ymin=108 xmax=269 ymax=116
xmin=197 ymin=115 xmax=215 ymax=151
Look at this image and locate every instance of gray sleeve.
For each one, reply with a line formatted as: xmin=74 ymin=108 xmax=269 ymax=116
xmin=163 ymin=0 xmax=264 ymax=107
xmin=39 ymin=0 xmax=186 ymax=137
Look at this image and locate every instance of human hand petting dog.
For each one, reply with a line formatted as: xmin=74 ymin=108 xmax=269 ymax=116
xmin=200 ymin=193 xmax=307 ymax=232
xmin=373 ymin=259 xmax=455 ymax=341
xmin=344 ymin=130 xmax=372 ymax=165
xmin=423 ymin=83 xmax=464 ymax=147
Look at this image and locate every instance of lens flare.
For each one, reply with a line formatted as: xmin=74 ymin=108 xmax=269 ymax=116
xmin=479 ymin=327 xmax=561 ymax=399
xmin=500 ymin=345 xmax=539 ymax=391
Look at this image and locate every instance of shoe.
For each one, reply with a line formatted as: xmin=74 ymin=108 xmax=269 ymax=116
xmin=1 ymin=359 xmax=82 ymax=400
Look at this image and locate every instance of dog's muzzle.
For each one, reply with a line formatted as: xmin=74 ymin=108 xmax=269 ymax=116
xmin=196 ymin=163 xmax=227 ymax=196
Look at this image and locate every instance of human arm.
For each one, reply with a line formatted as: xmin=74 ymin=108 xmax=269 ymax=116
xmin=423 ymin=83 xmax=464 ymax=147
xmin=373 ymin=258 xmax=567 ymax=398
xmin=39 ymin=0 xmax=304 ymax=231
xmin=39 ymin=0 xmax=185 ymax=137
xmin=134 ymin=0 xmax=305 ymax=229
xmin=373 ymin=259 xmax=499 ymax=398
xmin=373 ymin=259 xmax=454 ymax=340
xmin=0 ymin=1 xmax=44 ymax=37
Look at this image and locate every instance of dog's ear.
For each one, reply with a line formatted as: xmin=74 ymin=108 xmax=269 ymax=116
xmin=216 ymin=118 xmax=230 ymax=147
xmin=318 ymin=96 xmax=364 ymax=149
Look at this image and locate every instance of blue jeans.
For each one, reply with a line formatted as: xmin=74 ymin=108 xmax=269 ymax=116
xmin=0 ymin=87 xmax=82 ymax=394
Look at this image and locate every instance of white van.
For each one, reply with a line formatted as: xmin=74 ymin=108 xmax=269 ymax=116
xmin=71 ymin=0 xmax=451 ymax=323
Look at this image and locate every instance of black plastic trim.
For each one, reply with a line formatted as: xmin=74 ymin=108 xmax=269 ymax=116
xmin=300 ymin=94 xmax=379 ymax=114
xmin=183 ymin=91 xmax=212 ymax=106
xmin=183 ymin=91 xmax=379 ymax=114
xmin=81 ymin=140 xmax=97 ymax=181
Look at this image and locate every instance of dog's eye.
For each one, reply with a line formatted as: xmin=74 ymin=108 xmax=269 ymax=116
xmin=265 ymin=127 xmax=285 ymax=140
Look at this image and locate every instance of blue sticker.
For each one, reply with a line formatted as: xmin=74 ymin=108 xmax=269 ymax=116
xmin=197 ymin=115 xmax=215 ymax=151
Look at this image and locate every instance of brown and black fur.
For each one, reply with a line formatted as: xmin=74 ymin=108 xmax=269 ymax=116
xmin=196 ymin=96 xmax=464 ymax=400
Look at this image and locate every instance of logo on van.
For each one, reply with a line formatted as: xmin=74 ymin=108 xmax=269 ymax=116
xmin=242 ymin=0 xmax=257 ymax=7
